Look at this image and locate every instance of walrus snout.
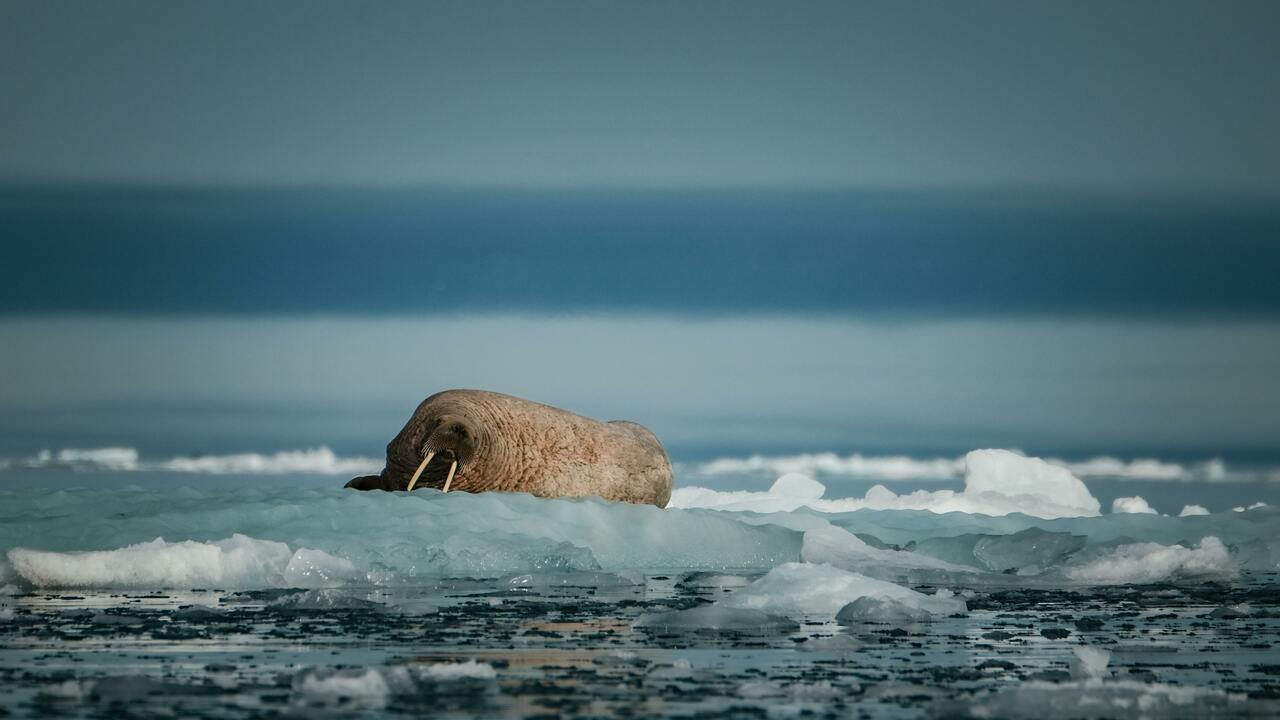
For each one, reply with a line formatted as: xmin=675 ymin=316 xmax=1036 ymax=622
xmin=422 ymin=414 xmax=478 ymax=465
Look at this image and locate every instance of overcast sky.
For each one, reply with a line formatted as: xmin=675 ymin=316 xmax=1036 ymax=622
xmin=2 ymin=1 xmax=1278 ymax=465
xmin=3 ymin=0 xmax=1278 ymax=194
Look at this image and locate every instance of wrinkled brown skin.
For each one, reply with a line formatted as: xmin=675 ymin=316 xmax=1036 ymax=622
xmin=345 ymin=390 xmax=673 ymax=508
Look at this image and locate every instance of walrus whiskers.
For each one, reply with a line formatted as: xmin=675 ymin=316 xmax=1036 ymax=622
xmin=442 ymin=460 xmax=458 ymax=493
xmin=405 ymin=451 xmax=434 ymax=492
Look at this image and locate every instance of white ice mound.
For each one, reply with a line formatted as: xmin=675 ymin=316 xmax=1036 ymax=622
xmin=769 ymin=473 xmax=825 ymax=499
xmin=959 ymin=449 xmax=1100 ymax=518
xmin=670 ymin=449 xmax=1101 ymax=519
xmin=1111 ymin=496 xmax=1158 ymax=515
xmin=1179 ymin=504 xmax=1211 ymax=517
xmin=718 ymin=562 xmax=966 ymax=619
xmin=1064 ymin=537 xmax=1235 ymax=584
xmin=7 ymin=534 xmax=357 ymax=589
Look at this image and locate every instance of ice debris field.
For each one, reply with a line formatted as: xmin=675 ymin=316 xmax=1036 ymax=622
xmin=2 ymin=448 xmax=1279 ymax=718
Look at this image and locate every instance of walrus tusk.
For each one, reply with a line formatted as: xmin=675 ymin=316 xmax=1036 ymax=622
xmin=405 ymin=451 xmax=435 ymax=492
xmin=442 ymin=460 xmax=458 ymax=493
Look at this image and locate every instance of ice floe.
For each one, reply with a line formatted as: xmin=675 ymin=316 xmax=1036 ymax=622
xmin=717 ymin=562 xmax=966 ymax=619
xmin=1063 ymin=537 xmax=1235 ymax=584
xmin=1111 ymin=495 xmax=1158 ymax=514
xmin=4 ymin=446 xmax=380 ymax=475
xmin=692 ymin=451 xmax=1247 ymax=483
xmin=7 ymin=534 xmax=356 ymax=589
xmin=673 ymin=449 xmax=1101 ymax=518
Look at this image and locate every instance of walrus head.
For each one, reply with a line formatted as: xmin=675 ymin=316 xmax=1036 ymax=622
xmin=346 ymin=407 xmax=484 ymax=493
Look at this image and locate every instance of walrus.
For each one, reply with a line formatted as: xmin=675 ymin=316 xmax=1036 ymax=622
xmin=345 ymin=390 xmax=673 ymax=507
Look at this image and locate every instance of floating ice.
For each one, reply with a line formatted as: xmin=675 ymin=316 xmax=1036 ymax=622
xmin=6 ymin=446 xmax=381 ymax=475
xmin=800 ymin=525 xmax=975 ymax=577
xmin=693 ymin=450 xmax=1241 ymax=482
xmin=417 ymin=660 xmax=497 ymax=681
xmin=1233 ymin=502 xmax=1268 ymax=512
xmin=294 ymin=668 xmax=391 ymax=709
xmin=0 ymin=486 xmax=803 ymax=586
xmin=910 ymin=527 xmax=1087 ymax=575
xmin=1063 ymin=537 xmax=1234 ymax=584
xmin=697 ymin=453 xmax=964 ymax=480
xmin=1111 ymin=496 xmax=1158 ymax=514
xmin=1 ymin=479 xmax=1275 ymax=591
xmin=672 ymin=449 xmax=1102 ymax=518
xmin=950 ymin=679 xmax=1249 ymax=719
xmin=836 ymin=595 xmax=943 ymax=623
xmin=636 ymin=605 xmax=800 ymax=633
xmin=1178 ymin=504 xmax=1210 ymax=517
xmin=718 ymin=562 xmax=966 ymax=618
xmin=1073 ymin=646 xmax=1111 ymax=679
xmin=768 ymin=473 xmax=825 ymax=499
xmin=267 ymin=589 xmax=386 ymax=611
xmin=7 ymin=534 xmax=356 ymax=589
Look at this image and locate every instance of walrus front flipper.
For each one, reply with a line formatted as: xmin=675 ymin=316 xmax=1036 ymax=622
xmin=345 ymin=474 xmax=390 ymax=491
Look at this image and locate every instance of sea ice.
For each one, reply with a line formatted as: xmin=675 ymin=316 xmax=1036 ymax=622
xmin=294 ymin=668 xmax=391 ymax=709
xmin=1178 ymin=504 xmax=1210 ymax=517
xmin=636 ymin=605 xmax=800 ymax=633
xmin=1063 ymin=537 xmax=1235 ymax=584
xmin=910 ymin=527 xmax=1086 ymax=574
xmin=7 ymin=534 xmax=355 ymax=589
xmin=1111 ymin=496 xmax=1158 ymax=514
xmin=672 ymin=449 xmax=1102 ymax=518
xmin=948 ymin=679 xmax=1249 ymax=719
xmin=718 ymin=562 xmax=966 ymax=618
xmin=800 ymin=525 xmax=976 ymax=578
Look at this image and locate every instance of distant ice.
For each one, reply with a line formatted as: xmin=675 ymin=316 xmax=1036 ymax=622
xmin=1179 ymin=504 xmax=1210 ymax=517
xmin=673 ymin=449 xmax=1101 ymax=518
xmin=4 ymin=446 xmax=380 ymax=475
xmin=1064 ymin=537 xmax=1234 ymax=584
xmin=1233 ymin=502 xmax=1268 ymax=512
xmin=1111 ymin=496 xmax=1158 ymax=514
xmin=693 ymin=451 xmax=1243 ymax=483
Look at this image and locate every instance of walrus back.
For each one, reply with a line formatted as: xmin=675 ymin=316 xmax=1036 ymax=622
xmin=392 ymin=390 xmax=674 ymax=507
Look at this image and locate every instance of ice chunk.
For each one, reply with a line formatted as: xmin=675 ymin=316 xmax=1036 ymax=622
xmin=417 ymin=660 xmax=497 ymax=681
xmin=948 ymin=680 xmax=1249 ymax=719
xmin=718 ymin=562 xmax=966 ymax=618
xmin=961 ymin=449 xmax=1100 ymax=518
xmin=973 ymin=527 xmax=1086 ymax=574
xmin=7 ymin=534 xmax=353 ymax=589
xmin=267 ymin=589 xmax=387 ymax=611
xmin=1064 ymin=537 xmax=1235 ymax=584
xmin=1178 ymin=504 xmax=1210 ymax=517
xmin=836 ymin=595 xmax=943 ymax=623
xmin=637 ymin=605 xmax=799 ymax=633
xmin=1073 ymin=646 xmax=1111 ymax=679
xmin=910 ymin=527 xmax=1086 ymax=574
xmin=769 ymin=473 xmax=825 ymax=499
xmin=294 ymin=668 xmax=391 ymax=709
xmin=672 ymin=449 xmax=1102 ymax=518
xmin=800 ymin=525 xmax=977 ymax=577
xmin=1233 ymin=502 xmax=1268 ymax=512
xmin=1111 ymin=496 xmax=1157 ymax=514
